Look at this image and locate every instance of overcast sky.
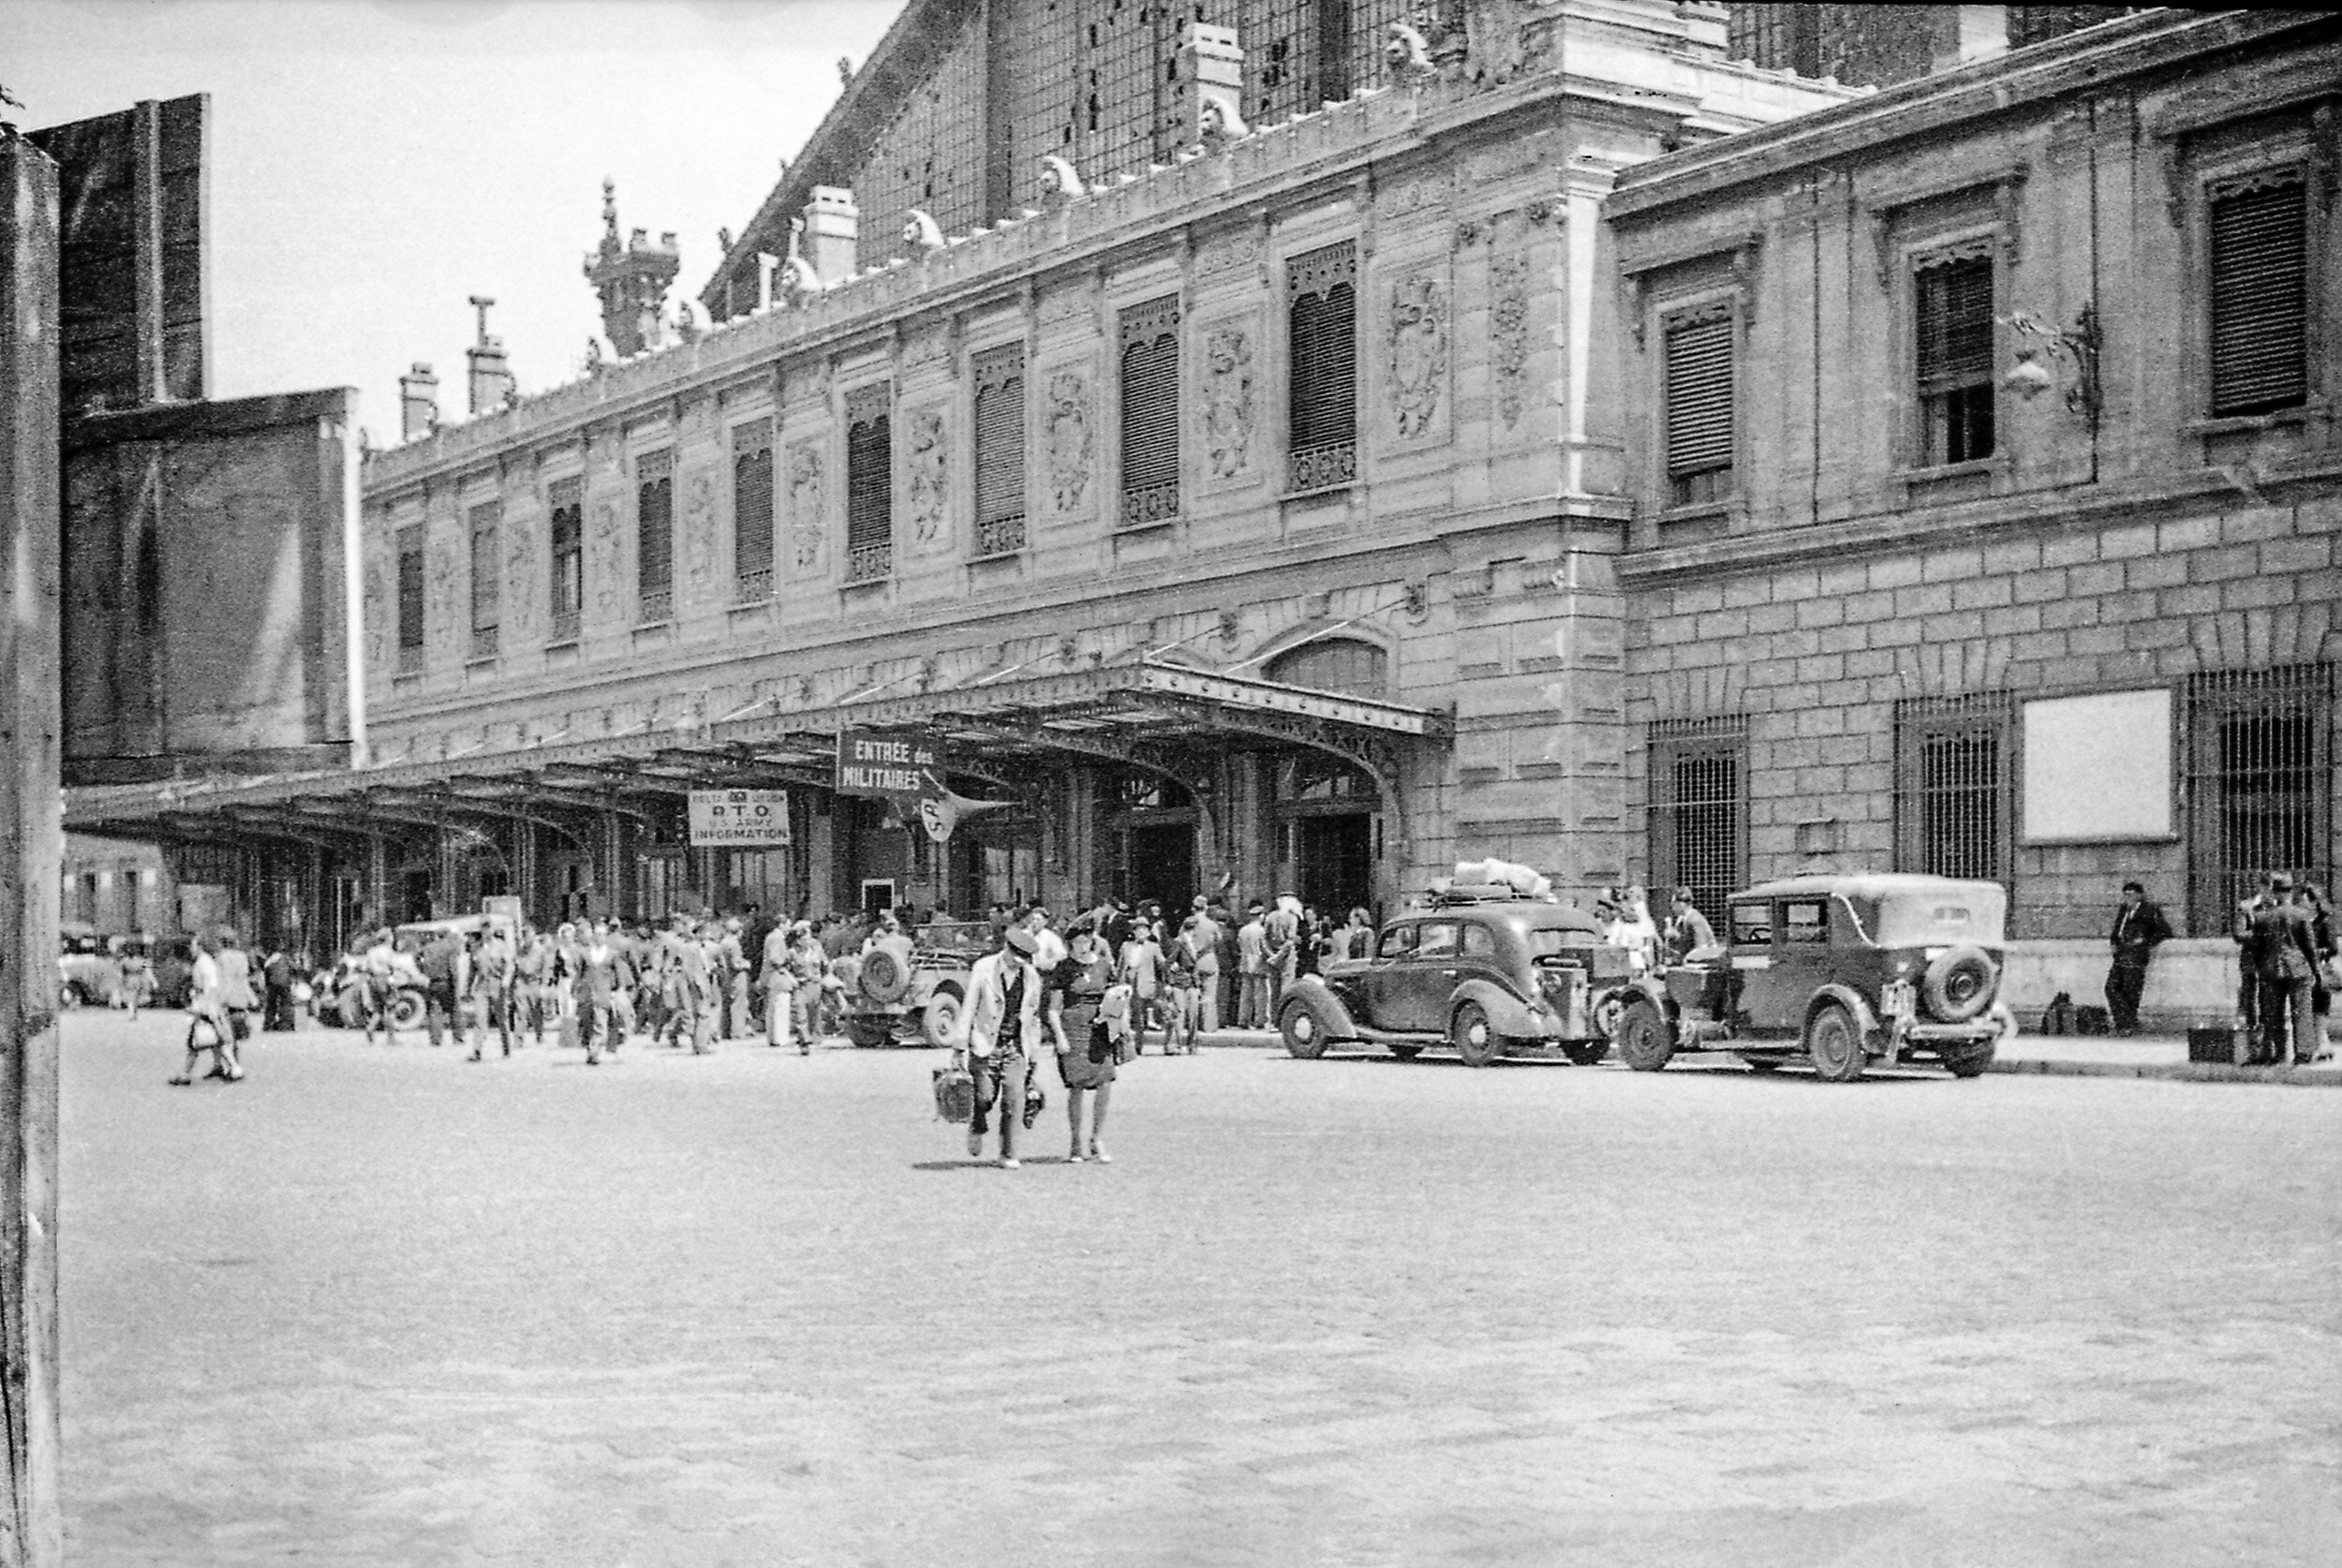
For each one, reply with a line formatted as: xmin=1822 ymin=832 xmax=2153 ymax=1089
xmin=10 ymin=0 xmax=903 ymax=444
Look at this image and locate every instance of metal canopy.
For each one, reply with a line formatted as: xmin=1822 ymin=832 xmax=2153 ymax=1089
xmin=65 ymin=660 xmax=1451 ymax=839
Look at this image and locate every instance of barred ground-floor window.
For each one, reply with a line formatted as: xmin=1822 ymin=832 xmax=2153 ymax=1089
xmin=2186 ymin=664 xmax=2335 ymax=934
xmin=1648 ymin=717 xmax=1745 ymax=921
xmin=1893 ymin=692 xmax=2012 ymax=885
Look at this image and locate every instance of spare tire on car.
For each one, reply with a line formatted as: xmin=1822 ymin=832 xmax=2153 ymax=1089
xmin=860 ymin=948 xmax=912 ymax=1004
xmin=1921 ymin=945 xmax=1996 ymax=1022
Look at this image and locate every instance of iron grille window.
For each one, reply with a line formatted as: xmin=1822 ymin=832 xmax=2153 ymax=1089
xmin=846 ymin=383 xmax=894 ymax=583
xmin=467 ymin=501 xmax=499 ymax=659
xmin=548 ymin=475 xmax=582 ymax=643
xmin=1119 ymin=296 xmax=1180 ymax=528
xmin=733 ymin=420 xmax=775 ymax=601
xmin=1663 ymin=302 xmax=1735 ymax=508
xmin=1288 ymin=240 xmax=1357 ymax=493
xmin=972 ymin=344 xmax=1027 ymax=556
xmin=1915 ymin=253 xmax=1995 ymax=466
xmin=1893 ymin=694 xmax=2012 ymax=883
xmin=2186 ymin=664 xmax=2334 ymax=934
xmin=395 ymin=526 xmax=424 ymax=674
xmin=636 ymin=450 xmax=674 ymax=623
xmin=2208 ymin=170 xmax=2309 ymax=417
xmin=1649 ymin=718 xmax=1746 ymax=923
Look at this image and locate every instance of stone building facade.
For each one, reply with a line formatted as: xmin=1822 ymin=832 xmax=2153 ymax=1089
xmin=67 ymin=0 xmax=1842 ymax=944
xmin=1606 ymin=8 xmax=2342 ymax=1019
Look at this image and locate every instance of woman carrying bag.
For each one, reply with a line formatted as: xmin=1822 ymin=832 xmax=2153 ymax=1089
xmin=1050 ymin=927 xmax=1119 ymax=1161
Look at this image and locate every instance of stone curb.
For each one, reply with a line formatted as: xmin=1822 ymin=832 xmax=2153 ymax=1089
xmin=1985 ymin=1058 xmax=2342 ymax=1086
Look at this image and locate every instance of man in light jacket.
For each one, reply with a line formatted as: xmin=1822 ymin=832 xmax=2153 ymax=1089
xmin=949 ymin=926 xmax=1045 ymax=1168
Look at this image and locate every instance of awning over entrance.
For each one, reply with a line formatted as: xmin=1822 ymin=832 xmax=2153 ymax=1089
xmin=65 ymin=659 xmax=1452 ymax=839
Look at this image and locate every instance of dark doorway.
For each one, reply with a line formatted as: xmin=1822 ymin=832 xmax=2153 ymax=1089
xmin=1125 ymin=822 xmax=1194 ymax=913
xmin=399 ymin=868 xmax=433 ymax=923
xmin=1296 ymin=814 xmax=1370 ymax=918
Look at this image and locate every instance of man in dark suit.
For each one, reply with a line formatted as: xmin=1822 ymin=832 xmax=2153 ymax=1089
xmin=2105 ymin=880 xmax=2172 ymax=1036
xmin=2245 ymin=873 xmax=2319 ymax=1065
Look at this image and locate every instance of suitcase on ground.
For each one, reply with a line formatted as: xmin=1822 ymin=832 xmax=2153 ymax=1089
xmin=2186 ymin=1026 xmax=2243 ymax=1065
xmin=2073 ymin=1004 xmax=2112 ymax=1036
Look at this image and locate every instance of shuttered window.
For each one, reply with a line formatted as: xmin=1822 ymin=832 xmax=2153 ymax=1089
xmin=1119 ymin=296 xmax=1180 ymax=528
xmin=548 ymin=476 xmax=582 ymax=643
xmin=733 ymin=420 xmax=775 ymax=600
xmin=972 ymin=344 xmax=1026 ymax=557
xmin=846 ymin=382 xmax=893 ymax=583
xmin=467 ymin=501 xmax=499 ymax=658
xmin=1288 ymin=241 xmax=1357 ymax=493
xmin=395 ymin=526 xmax=424 ymax=673
xmin=636 ymin=450 xmax=674 ymax=623
xmin=1663 ymin=303 xmax=1734 ymax=508
xmin=1916 ymin=253 xmax=1995 ymax=466
xmin=2209 ymin=170 xmax=2308 ymax=417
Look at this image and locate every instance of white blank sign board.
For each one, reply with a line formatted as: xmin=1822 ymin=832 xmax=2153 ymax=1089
xmin=2022 ymin=688 xmax=2172 ymax=842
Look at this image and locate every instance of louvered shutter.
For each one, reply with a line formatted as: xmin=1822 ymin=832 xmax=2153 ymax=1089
xmin=973 ymin=345 xmax=1026 ymax=555
xmin=1119 ymin=297 xmax=1180 ymax=526
xmin=467 ymin=501 xmax=499 ymax=651
xmin=1916 ymin=258 xmax=1994 ymax=388
xmin=547 ymin=477 xmax=583 ymax=639
xmin=2209 ymin=174 xmax=2308 ymax=417
xmin=733 ymin=420 xmax=774 ymax=592
xmin=396 ymin=528 xmax=425 ymax=653
xmin=846 ymin=384 xmax=893 ymax=580
xmin=1663 ymin=310 xmax=1734 ymax=479
xmin=1288 ymin=241 xmax=1357 ymax=491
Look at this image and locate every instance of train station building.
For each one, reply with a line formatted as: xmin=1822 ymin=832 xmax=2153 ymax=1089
xmin=62 ymin=6 xmax=2342 ymax=1031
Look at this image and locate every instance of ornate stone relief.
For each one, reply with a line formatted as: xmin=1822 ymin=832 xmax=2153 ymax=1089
xmin=682 ymin=464 xmax=717 ymax=597
xmin=502 ymin=520 xmax=534 ymax=636
xmin=363 ymin=557 xmax=389 ymax=673
xmin=1490 ymin=254 xmax=1531 ymax=432
xmin=1388 ymin=275 xmax=1450 ymax=439
xmin=426 ymin=536 xmax=458 ymax=643
xmin=1044 ymin=370 xmax=1093 ymax=514
xmin=1196 ymin=234 xmax=1261 ymax=282
xmin=905 ymin=406 xmax=949 ymax=544
xmin=589 ymin=496 xmax=622 ymax=616
xmin=787 ymin=440 xmax=826 ymax=571
xmin=1202 ymin=326 xmax=1255 ymax=480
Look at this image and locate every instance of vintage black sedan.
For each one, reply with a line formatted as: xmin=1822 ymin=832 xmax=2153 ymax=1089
xmin=1276 ymin=887 xmax=1634 ymax=1067
xmin=1612 ymin=873 xmax=2016 ymax=1082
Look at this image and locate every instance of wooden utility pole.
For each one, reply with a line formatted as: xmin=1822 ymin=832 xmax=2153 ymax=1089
xmin=0 ymin=123 xmax=66 ymax=1567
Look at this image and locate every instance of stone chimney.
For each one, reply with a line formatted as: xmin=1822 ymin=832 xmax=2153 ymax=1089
xmin=1177 ymin=23 xmax=1245 ymax=142
xmin=399 ymin=362 xmax=438 ymax=442
xmin=465 ymin=295 xmax=516 ymax=416
xmin=801 ymin=186 xmax=859 ymax=283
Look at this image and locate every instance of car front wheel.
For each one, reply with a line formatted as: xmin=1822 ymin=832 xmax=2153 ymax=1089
xmin=1806 ymin=1002 xmax=1867 ymax=1083
xmin=387 ymin=989 xmax=427 ymax=1032
xmin=1451 ymin=1000 xmax=1503 ymax=1068
xmin=1615 ymin=998 xmax=1673 ymax=1072
xmin=921 ymin=989 xmax=962 ymax=1050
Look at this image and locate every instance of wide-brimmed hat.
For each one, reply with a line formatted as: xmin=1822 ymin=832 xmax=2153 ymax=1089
xmin=1003 ymin=926 xmax=1038 ymax=956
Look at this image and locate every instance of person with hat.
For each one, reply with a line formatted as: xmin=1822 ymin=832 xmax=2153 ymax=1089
xmin=2245 ymin=871 xmax=2319 ymax=1065
xmin=1049 ymin=926 xmax=1119 ymax=1161
xmin=761 ymin=916 xmax=798 ymax=1049
xmin=949 ymin=925 xmax=1046 ymax=1168
xmin=2104 ymin=880 xmax=2172 ymax=1037
xmin=785 ymin=923 xmax=830 ymax=1053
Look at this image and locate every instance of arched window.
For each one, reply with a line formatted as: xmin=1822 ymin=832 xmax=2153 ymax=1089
xmin=1265 ymin=637 xmax=1389 ymax=700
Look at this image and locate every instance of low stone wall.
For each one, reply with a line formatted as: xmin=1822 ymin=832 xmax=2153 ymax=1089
xmin=2001 ymin=939 xmax=2241 ymax=1030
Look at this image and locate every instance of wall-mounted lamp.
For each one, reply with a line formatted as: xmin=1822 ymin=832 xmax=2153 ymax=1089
xmin=2002 ymin=303 xmax=2102 ymax=431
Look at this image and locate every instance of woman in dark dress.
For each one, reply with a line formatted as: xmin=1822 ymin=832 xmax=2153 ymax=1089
xmin=1049 ymin=929 xmax=1119 ymax=1162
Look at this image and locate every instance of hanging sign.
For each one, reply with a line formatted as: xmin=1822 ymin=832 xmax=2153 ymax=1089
xmin=687 ymin=789 xmax=793 ymax=847
xmin=835 ymin=729 xmax=949 ymax=805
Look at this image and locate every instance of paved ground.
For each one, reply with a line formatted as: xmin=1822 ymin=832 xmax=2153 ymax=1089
xmin=60 ymin=1012 xmax=2342 ymax=1566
